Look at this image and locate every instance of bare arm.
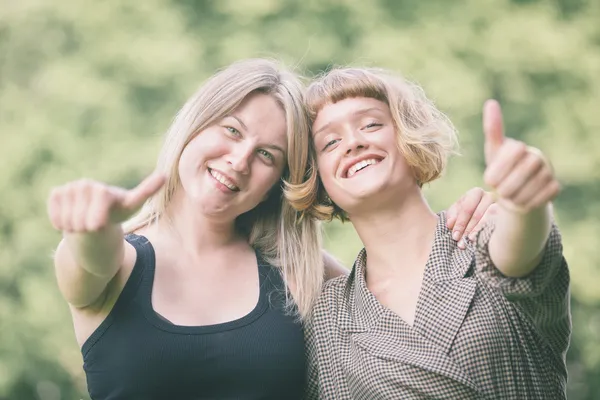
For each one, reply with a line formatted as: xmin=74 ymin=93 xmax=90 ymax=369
xmin=488 ymin=203 xmax=553 ymax=277
xmin=48 ymin=174 xmax=164 ymax=308
xmin=54 ymin=227 xmax=128 ymax=308
xmin=481 ymin=100 xmax=560 ymax=277
xmin=322 ymin=250 xmax=349 ymax=280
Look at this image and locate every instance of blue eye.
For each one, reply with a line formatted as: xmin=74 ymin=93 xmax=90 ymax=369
xmin=225 ymin=126 xmax=241 ymax=136
xmin=323 ymin=139 xmax=339 ymax=151
xmin=363 ymin=122 xmax=382 ymax=130
xmin=258 ymin=149 xmax=274 ymax=161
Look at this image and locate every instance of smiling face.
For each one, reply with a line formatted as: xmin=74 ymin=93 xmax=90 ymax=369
xmin=312 ymin=97 xmax=418 ymax=215
xmin=177 ymin=92 xmax=288 ymax=220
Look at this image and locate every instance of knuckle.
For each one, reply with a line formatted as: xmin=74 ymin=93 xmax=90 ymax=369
xmin=483 ymin=191 xmax=495 ymax=203
xmin=540 ymin=168 xmax=553 ymax=183
xmin=49 ymin=186 xmax=61 ymax=197
xmin=483 ymin=171 xmax=495 ymax=187
xmin=529 ymin=153 xmax=544 ymax=169
xmin=94 ymin=185 xmax=114 ymax=203
xmin=549 ymin=180 xmax=561 ymax=195
xmin=48 ymin=188 xmax=62 ymax=205
xmin=64 ymin=181 xmax=79 ymax=196
xmin=454 ymin=221 xmax=465 ymax=230
xmin=463 ymin=201 xmax=478 ymax=214
xmin=471 ymin=210 xmax=484 ymax=222
xmin=511 ymin=140 xmax=527 ymax=154
xmin=470 ymin=187 xmax=485 ymax=195
xmin=79 ymin=179 xmax=94 ymax=191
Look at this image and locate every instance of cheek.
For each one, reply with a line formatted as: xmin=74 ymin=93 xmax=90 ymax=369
xmin=317 ymin=156 xmax=335 ymax=183
xmin=180 ymin=133 xmax=227 ymax=167
xmin=253 ymin=164 xmax=284 ymax=193
xmin=177 ymin=146 xmax=195 ymax=176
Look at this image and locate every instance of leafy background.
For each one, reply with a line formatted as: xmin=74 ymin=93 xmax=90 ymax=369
xmin=1 ymin=0 xmax=598 ymax=398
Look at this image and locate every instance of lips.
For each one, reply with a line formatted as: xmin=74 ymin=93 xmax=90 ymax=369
xmin=342 ymin=156 xmax=383 ymax=178
xmin=208 ymin=168 xmax=240 ymax=191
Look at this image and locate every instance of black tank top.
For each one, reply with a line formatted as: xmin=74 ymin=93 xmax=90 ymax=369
xmin=81 ymin=234 xmax=306 ymax=400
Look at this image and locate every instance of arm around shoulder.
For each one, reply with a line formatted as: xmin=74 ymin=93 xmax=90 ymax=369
xmin=322 ymin=250 xmax=349 ymax=281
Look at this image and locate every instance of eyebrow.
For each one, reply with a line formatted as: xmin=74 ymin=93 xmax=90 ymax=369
xmin=313 ymin=107 xmax=383 ymax=137
xmin=228 ymin=115 xmax=285 ymax=155
xmin=231 ymin=115 xmax=248 ymax=131
xmin=263 ymin=144 xmax=286 ymax=154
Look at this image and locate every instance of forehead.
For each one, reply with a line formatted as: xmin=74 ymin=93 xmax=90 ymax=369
xmin=312 ymin=97 xmax=390 ymax=132
xmin=233 ymin=93 xmax=288 ymax=145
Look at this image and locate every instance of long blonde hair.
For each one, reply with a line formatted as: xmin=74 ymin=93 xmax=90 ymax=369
xmin=288 ymin=66 xmax=459 ymax=221
xmin=124 ymin=59 xmax=323 ymax=319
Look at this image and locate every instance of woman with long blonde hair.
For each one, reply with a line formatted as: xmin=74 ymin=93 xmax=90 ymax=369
xmin=48 ymin=59 xmax=331 ymax=399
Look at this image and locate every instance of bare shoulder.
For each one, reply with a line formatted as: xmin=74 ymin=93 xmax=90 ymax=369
xmin=323 ymin=251 xmax=350 ymax=280
xmin=70 ymin=239 xmax=138 ymax=347
xmin=98 ymin=239 xmax=138 ymax=310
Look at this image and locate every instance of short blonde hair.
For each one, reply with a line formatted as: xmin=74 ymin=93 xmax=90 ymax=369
xmin=289 ymin=67 xmax=459 ymax=221
xmin=125 ymin=59 xmax=323 ymax=320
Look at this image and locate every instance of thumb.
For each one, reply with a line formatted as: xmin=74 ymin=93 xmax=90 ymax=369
xmin=121 ymin=172 xmax=167 ymax=211
xmin=483 ymin=99 xmax=505 ymax=165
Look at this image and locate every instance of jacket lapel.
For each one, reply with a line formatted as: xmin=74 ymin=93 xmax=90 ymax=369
xmin=351 ymin=317 xmax=481 ymax=398
xmin=341 ymin=212 xmax=481 ymax=397
xmin=414 ymin=213 xmax=477 ymax=354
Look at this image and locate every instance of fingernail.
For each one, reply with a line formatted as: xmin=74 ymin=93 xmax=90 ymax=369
xmin=452 ymin=231 xmax=460 ymax=241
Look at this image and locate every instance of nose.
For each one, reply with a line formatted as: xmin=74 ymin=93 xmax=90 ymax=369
xmin=344 ymin=129 xmax=368 ymax=155
xmin=227 ymin=143 xmax=252 ymax=175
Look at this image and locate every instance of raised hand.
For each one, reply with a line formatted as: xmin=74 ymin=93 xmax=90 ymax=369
xmin=446 ymin=187 xmax=498 ymax=249
xmin=482 ymin=100 xmax=559 ymax=213
xmin=47 ymin=173 xmax=166 ymax=233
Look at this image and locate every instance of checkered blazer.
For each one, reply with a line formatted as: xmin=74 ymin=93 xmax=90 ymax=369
xmin=305 ymin=212 xmax=570 ymax=399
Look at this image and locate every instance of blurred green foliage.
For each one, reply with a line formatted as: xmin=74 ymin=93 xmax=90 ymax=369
xmin=1 ymin=0 xmax=598 ymax=399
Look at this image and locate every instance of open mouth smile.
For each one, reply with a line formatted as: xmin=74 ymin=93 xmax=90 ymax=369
xmin=345 ymin=158 xmax=382 ymax=178
xmin=208 ymin=168 xmax=240 ymax=191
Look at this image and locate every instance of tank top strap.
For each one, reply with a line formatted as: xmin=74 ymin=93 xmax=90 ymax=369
xmin=254 ymin=250 xmax=292 ymax=312
xmin=255 ymin=250 xmax=279 ymax=289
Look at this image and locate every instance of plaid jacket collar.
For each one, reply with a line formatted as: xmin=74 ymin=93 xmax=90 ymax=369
xmin=337 ymin=212 xmax=480 ymax=393
xmin=340 ymin=212 xmax=474 ymax=332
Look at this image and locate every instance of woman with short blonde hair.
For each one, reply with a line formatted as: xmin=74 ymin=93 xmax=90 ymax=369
xmin=300 ymin=66 xmax=569 ymax=399
xmin=291 ymin=67 xmax=458 ymax=222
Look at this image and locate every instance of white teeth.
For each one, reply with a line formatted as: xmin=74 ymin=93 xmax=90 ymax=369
xmin=347 ymin=159 xmax=379 ymax=177
xmin=210 ymin=169 xmax=238 ymax=191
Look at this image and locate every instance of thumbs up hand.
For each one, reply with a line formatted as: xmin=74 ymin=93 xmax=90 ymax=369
xmin=47 ymin=172 xmax=166 ymax=233
xmin=482 ymin=100 xmax=560 ymax=213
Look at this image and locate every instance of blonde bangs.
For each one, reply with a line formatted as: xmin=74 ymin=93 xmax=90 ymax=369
xmin=305 ymin=68 xmax=389 ymax=121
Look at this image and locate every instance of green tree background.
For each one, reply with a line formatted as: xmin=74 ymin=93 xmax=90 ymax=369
xmin=1 ymin=0 xmax=598 ymax=399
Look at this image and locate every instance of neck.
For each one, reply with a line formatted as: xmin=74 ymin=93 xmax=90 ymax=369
xmin=158 ymin=192 xmax=243 ymax=253
xmin=349 ymin=188 xmax=438 ymax=277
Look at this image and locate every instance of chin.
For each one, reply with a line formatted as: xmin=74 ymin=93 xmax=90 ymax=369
xmin=350 ymin=180 xmax=389 ymax=198
xmin=338 ymin=182 xmax=405 ymax=212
